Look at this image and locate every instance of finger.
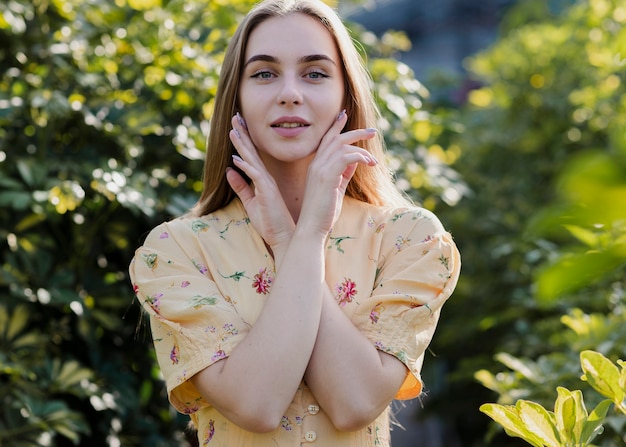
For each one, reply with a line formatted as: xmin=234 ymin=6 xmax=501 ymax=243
xmin=317 ymin=109 xmax=349 ymax=150
xmin=226 ymin=166 xmax=255 ymax=205
xmin=229 ymin=129 xmax=264 ymax=182
xmin=230 ymin=115 xmax=263 ymax=165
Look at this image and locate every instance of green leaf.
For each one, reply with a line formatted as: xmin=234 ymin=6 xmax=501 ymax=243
xmin=554 ymin=387 xmax=576 ymax=443
xmin=579 ymin=399 xmax=612 ymax=445
xmin=554 ymin=387 xmax=586 ymax=444
xmin=495 ymin=352 xmax=540 ymax=382
xmin=580 ymin=350 xmax=624 ymax=403
xmin=535 ymin=250 xmax=626 ymax=303
xmin=563 ymin=225 xmax=598 ymax=248
xmin=479 ymin=403 xmax=545 ymax=447
xmin=517 ymin=400 xmax=560 ymax=447
xmin=53 ymin=359 xmax=93 ymax=390
xmin=0 ymin=191 xmax=32 ymax=210
xmin=5 ymin=305 xmax=29 ymax=341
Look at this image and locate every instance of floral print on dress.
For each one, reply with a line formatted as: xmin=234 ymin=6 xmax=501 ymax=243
xmin=202 ymin=419 xmax=215 ymax=445
xmin=394 ymin=235 xmax=411 ymax=252
xmin=335 ymin=277 xmax=357 ymax=307
xmin=210 ymin=323 xmax=239 ymax=362
xmin=219 ymin=270 xmax=249 ymax=282
xmin=367 ymin=216 xmax=385 ymax=233
xmin=191 ymin=219 xmax=210 ymax=234
xmin=170 ymin=344 xmax=180 ymax=365
xmin=369 ymin=302 xmax=384 ymax=324
xmin=129 ymin=198 xmax=460 ymax=447
xmin=327 ymin=234 xmax=354 ymax=253
xmin=141 ymin=252 xmax=158 ymax=270
xmin=252 ymin=267 xmax=273 ymax=295
xmin=280 ymin=416 xmax=293 ymax=431
xmin=375 ymin=341 xmax=408 ymax=364
xmin=211 ymin=350 xmax=226 ymax=362
xmin=192 ymin=259 xmax=208 ymax=275
xmin=182 ymin=396 xmax=203 ymax=414
xmin=145 ymin=292 xmax=163 ymax=314
xmin=187 ymin=295 xmax=218 ymax=309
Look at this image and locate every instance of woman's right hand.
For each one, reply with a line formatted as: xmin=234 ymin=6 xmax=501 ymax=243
xmin=226 ymin=114 xmax=295 ymax=253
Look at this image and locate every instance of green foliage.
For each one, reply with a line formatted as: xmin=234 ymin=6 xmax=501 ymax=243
xmin=425 ymin=0 xmax=626 ymax=445
xmin=580 ymin=351 xmax=626 ymax=415
xmin=480 ymin=350 xmax=625 ymax=446
xmin=0 ymin=0 xmax=461 ymax=445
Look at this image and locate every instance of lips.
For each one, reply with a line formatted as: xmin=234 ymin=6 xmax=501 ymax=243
xmin=270 ymin=116 xmax=310 ymax=128
xmin=269 ymin=116 xmax=310 ymax=138
xmin=272 ymin=122 xmax=307 ymax=128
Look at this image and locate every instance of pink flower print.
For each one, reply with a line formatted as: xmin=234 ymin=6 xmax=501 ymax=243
xmin=159 ymin=231 xmax=169 ymax=239
xmin=211 ymin=350 xmax=226 ymax=362
xmin=252 ymin=267 xmax=273 ymax=295
xmin=335 ymin=278 xmax=357 ymax=307
xmin=181 ymin=280 xmax=190 ymax=288
xmin=183 ymin=404 xmax=200 ymax=414
xmin=192 ymin=259 xmax=208 ymax=275
xmin=132 ymin=284 xmax=139 ymax=294
xmin=170 ymin=344 xmax=180 ymax=365
xmin=369 ymin=302 xmax=385 ymax=324
xmin=202 ymin=419 xmax=215 ymax=445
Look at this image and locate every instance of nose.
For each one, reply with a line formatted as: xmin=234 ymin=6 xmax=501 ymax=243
xmin=277 ymin=75 xmax=302 ymax=105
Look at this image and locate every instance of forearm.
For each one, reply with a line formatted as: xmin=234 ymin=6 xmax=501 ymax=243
xmin=191 ymin=230 xmax=325 ymax=431
xmin=304 ymin=288 xmax=408 ymax=431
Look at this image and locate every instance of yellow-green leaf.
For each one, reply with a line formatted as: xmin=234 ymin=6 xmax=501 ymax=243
xmin=517 ymin=400 xmax=560 ymax=447
xmin=480 ymin=403 xmax=545 ymax=447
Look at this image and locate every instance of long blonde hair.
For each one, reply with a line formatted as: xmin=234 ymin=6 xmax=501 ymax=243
xmin=193 ymin=0 xmax=409 ymax=216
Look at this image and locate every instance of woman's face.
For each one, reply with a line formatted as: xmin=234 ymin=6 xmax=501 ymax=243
xmin=238 ymin=13 xmax=345 ymax=168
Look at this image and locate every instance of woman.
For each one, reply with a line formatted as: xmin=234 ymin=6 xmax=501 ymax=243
xmin=129 ymin=0 xmax=460 ymax=445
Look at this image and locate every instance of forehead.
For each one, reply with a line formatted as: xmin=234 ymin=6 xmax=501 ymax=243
xmin=245 ymin=13 xmax=340 ymax=61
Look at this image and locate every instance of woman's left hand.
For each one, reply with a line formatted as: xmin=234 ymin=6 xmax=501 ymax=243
xmin=297 ymin=110 xmax=378 ymax=236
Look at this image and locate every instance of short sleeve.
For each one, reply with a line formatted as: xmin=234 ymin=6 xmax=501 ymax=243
xmin=354 ymin=207 xmax=460 ymax=400
xmin=129 ymin=220 xmax=249 ymax=414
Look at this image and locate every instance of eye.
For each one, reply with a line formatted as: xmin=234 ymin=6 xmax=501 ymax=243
xmin=305 ymin=70 xmax=329 ymax=80
xmin=251 ymin=70 xmax=274 ymax=79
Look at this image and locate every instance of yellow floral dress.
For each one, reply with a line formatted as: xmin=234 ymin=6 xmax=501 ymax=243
xmin=129 ymin=196 xmax=460 ymax=447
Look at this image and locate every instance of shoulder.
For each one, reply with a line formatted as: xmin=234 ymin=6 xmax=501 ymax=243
xmin=342 ymin=197 xmax=447 ymax=239
xmin=141 ymin=199 xmax=246 ymax=248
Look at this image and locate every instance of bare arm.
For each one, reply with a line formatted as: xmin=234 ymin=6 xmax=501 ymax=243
xmin=304 ymin=288 xmax=408 ymax=431
xmin=190 ymin=229 xmax=325 ymax=432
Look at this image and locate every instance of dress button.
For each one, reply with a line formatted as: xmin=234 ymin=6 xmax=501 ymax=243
xmin=307 ymin=404 xmax=320 ymax=415
xmin=304 ymin=430 xmax=317 ymax=442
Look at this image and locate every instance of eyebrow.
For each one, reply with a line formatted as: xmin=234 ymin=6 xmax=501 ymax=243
xmin=244 ymin=54 xmax=336 ymax=67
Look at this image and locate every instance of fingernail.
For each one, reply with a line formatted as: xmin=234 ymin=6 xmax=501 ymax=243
xmin=232 ymin=128 xmax=241 ymax=138
xmin=337 ymin=109 xmax=346 ymax=121
xmin=365 ymin=128 xmax=377 ymax=133
xmin=232 ymin=154 xmax=243 ymax=163
xmin=236 ymin=112 xmax=247 ymax=129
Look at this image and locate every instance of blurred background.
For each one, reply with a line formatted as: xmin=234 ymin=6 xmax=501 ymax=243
xmin=0 ymin=0 xmax=624 ymax=446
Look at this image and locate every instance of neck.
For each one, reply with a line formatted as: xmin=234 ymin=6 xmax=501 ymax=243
xmin=265 ymin=159 xmax=310 ymax=223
